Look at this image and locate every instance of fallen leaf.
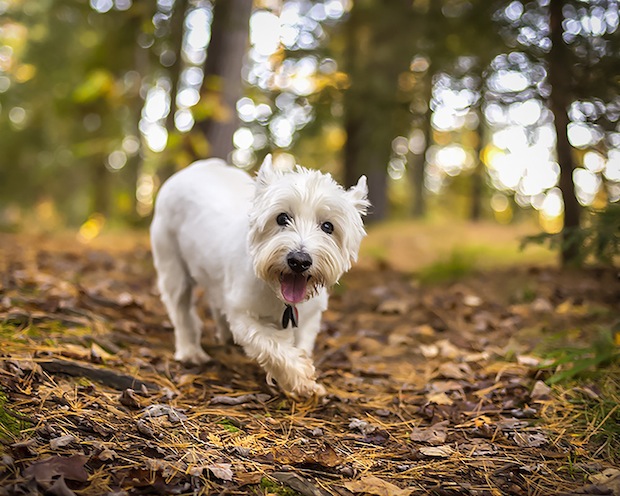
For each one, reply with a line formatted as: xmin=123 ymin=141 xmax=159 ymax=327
xmin=496 ymin=418 xmax=529 ymax=431
xmin=512 ymin=431 xmax=547 ymax=448
xmin=97 ymin=449 xmax=116 ymax=461
xmin=412 ymin=324 xmax=435 ymax=337
xmin=517 ymin=354 xmax=541 ymax=367
xmin=428 ymin=380 xmax=463 ymax=393
xmin=120 ymin=388 xmax=141 ymax=409
xmin=208 ymin=463 xmax=233 ymax=481
xmin=530 ymin=380 xmax=552 ymax=400
xmin=436 ymin=362 xmax=472 ymax=380
xmin=588 ymin=468 xmax=620 ymax=492
xmin=463 ymin=294 xmax=482 ymax=307
xmin=136 ymin=419 xmax=155 ymax=438
xmin=419 ymin=344 xmax=439 ymax=358
xmin=531 ymin=298 xmax=553 ymax=313
xmin=436 ymin=339 xmax=462 ymax=359
xmin=425 ymin=391 xmax=453 ymax=405
xmin=460 ymin=440 xmax=497 ymax=456
xmin=344 ymin=475 xmax=411 ymax=496
xmin=141 ymin=404 xmax=187 ymax=423
xmin=50 ymin=435 xmax=76 ymax=450
xmin=348 ymin=418 xmax=377 ymax=435
xmin=410 ymin=420 xmax=449 ymax=444
xmin=47 ymin=475 xmax=77 ymax=496
xmin=419 ymin=445 xmax=454 ymax=458
xmin=274 ymin=444 xmax=342 ymax=468
xmin=23 ymin=454 xmax=89 ymax=484
xmin=377 ymin=299 xmax=409 ymax=314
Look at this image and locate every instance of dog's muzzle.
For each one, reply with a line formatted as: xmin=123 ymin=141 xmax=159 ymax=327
xmin=280 ymin=251 xmax=312 ymax=304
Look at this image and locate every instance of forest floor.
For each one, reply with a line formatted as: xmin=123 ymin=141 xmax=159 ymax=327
xmin=0 ymin=223 xmax=618 ymax=496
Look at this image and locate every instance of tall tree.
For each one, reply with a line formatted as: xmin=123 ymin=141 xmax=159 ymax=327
xmin=196 ymin=0 xmax=252 ymax=160
xmin=548 ymin=0 xmax=581 ymax=264
xmin=342 ymin=0 xmax=416 ymax=220
xmin=495 ymin=0 xmax=620 ymax=265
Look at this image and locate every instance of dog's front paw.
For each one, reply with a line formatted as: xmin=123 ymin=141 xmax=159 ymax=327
xmin=291 ymin=379 xmax=327 ymax=399
xmin=174 ymin=347 xmax=212 ymax=366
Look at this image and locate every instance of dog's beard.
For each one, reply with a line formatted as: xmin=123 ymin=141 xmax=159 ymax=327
xmin=250 ymin=232 xmax=346 ymax=304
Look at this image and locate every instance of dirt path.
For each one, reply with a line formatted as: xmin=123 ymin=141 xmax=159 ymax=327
xmin=0 ymin=233 xmax=618 ymax=495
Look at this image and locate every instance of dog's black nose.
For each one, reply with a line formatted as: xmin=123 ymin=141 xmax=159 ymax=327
xmin=287 ymin=251 xmax=313 ymax=273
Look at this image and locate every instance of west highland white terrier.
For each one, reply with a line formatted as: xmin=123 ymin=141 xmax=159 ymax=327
xmin=150 ymin=155 xmax=368 ymax=397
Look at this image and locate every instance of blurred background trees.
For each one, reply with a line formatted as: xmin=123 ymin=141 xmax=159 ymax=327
xmin=0 ymin=0 xmax=618 ymax=266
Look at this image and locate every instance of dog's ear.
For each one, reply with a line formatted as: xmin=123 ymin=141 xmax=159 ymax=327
xmin=346 ymin=175 xmax=370 ymax=215
xmin=256 ymin=154 xmax=277 ymax=186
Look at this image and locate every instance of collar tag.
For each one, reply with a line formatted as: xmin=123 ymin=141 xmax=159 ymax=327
xmin=282 ymin=304 xmax=299 ymax=329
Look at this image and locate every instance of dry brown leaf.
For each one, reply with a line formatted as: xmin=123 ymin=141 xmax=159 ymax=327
xmin=274 ymin=444 xmax=342 ymax=468
xmin=436 ymin=362 xmax=472 ymax=380
xmin=344 ymin=475 xmax=411 ymax=496
xmin=530 ymin=380 xmax=552 ymax=400
xmin=208 ymin=463 xmax=234 ymax=481
xmin=425 ymin=391 xmax=453 ymax=405
xmin=377 ymin=299 xmax=409 ymax=315
xmin=49 ymin=435 xmax=75 ymax=450
xmin=512 ymin=431 xmax=547 ymax=448
xmin=410 ymin=420 xmax=449 ymax=444
xmin=419 ymin=344 xmax=439 ymax=358
xmin=419 ymin=445 xmax=454 ymax=458
xmin=23 ymin=455 xmax=89 ymax=484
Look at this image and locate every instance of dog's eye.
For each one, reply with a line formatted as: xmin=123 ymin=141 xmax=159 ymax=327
xmin=321 ymin=221 xmax=334 ymax=235
xmin=276 ymin=213 xmax=291 ymax=226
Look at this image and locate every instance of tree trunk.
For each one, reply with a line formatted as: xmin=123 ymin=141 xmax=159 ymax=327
xmin=92 ymin=160 xmax=110 ymax=216
xmin=342 ymin=0 xmax=415 ymax=222
xmin=470 ymin=104 xmax=485 ymax=222
xmin=196 ymin=0 xmax=252 ymax=161
xmin=159 ymin=0 xmax=188 ymax=182
xmin=548 ymin=0 xmax=581 ymax=266
xmin=410 ymin=70 xmax=433 ymax=218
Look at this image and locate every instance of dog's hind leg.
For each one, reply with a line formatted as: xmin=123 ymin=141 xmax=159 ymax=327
xmin=210 ymin=305 xmax=233 ymax=345
xmin=151 ymin=230 xmax=211 ymax=365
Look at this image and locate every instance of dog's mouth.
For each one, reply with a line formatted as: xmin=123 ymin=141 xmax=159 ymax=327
xmin=280 ymin=272 xmax=311 ymax=304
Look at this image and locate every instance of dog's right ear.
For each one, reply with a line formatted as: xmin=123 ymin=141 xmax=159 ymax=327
xmin=257 ymin=154 xmax=277 ymax=186
xmin=346 ymin=175 xmax=370 ymax=215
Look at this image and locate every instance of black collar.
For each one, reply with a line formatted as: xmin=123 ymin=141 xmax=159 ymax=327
xmin=282 ymin=304 xmax=298 ymax=328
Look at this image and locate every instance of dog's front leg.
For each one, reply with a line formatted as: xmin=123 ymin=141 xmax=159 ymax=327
xmin=230 ymin=314 xmax=326 ymax=397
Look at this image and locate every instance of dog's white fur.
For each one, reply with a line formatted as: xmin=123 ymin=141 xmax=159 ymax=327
xmin=150 ymin=155 xmax=368 ymax=396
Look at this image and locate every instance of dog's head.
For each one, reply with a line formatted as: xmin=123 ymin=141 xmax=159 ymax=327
xmin=248 ymin=154 xmax=369 ymax=304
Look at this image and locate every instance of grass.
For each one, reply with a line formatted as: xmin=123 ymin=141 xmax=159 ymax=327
xmin=537 ymin=327 xmax=620 ymax=464
xmin=545 ymin=364 xmax=620 ymax=464
xmin=0 ymin=392 xmax=31 ymax=441
xmin=539 ymin=328 xmax=620 ymax=385
xmin=417 ymin=248 xmax=477 ymax=284
xmin=359 ymin=219 xmax=556 ymax=273
xmin=259 ymin=477 xmax=300 ymax=496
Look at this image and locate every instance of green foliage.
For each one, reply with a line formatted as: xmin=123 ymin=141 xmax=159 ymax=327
xmin=217 ymin=418 xmax=241 ymax=433
xmin=259 ymin=477 xmax=300 ymax=496
xmin=540 ymin=327 xmax=620 ymax=385
xmin=418 ymin=249 xmax=476 ymax=284
xmin=0 ymin=391 xmax=31 ymax=441
xmin=554 ymin=362 xmax=620 ymax=463
xmin=522 ymin=205 xmax=620 ymax=267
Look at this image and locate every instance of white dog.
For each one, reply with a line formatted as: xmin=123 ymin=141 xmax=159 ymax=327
xmin=150 ymin=155 xmax=368 ymax=397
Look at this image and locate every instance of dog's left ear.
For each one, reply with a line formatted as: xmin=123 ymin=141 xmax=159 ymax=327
xmin=257 ymin=154 xmax=278 ymax=186
xmin=346 ymin=175 xmax=370 ymax=215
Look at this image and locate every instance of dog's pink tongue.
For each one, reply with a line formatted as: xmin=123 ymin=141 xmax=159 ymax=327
xmin=281 ymin=274 xmax=307 ymax=304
